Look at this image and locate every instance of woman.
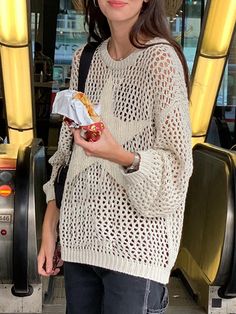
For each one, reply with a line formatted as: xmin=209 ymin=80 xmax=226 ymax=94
xmin=38 ymin=0 xmax=193 ymax=313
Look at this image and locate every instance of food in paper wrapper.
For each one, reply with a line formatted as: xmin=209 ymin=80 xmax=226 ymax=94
xmin=52 ymin=90 xmax=104 ymax=142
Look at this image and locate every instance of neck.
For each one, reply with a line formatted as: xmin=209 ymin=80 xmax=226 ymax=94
xmin=107 ymin=21 xmax=151 ymax=61
xmin=108 ymin=21 xmax=135 ymax=61
xmin=108 ymin=36 xmax=136 ymax=61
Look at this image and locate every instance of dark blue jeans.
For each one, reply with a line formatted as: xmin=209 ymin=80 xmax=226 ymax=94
xmin=64 ymin=262 xmax=168 ymax=314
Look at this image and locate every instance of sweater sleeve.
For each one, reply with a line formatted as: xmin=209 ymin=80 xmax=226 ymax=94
xmin=43 ymin=47 xmax=84 ymax=203
xmin=122 ymin=45 xmax=193 ymax=217
xmin=69 ymin=47 xmax=84 ymax=90
xmin=43 ymin=122 xmax=73 ymax=203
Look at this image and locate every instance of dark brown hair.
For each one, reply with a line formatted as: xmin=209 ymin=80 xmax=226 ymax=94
xmin=83 ymin=0 xmax=190 ymax=97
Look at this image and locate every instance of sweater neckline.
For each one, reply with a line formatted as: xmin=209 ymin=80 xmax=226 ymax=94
xmin=98 ymin=37 xmax=169 ymax=70
xmin=99 ymin=38 xmax=144 ymax=70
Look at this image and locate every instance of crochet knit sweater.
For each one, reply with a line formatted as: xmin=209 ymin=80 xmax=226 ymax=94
xmin=43 ymin=38 xmax=193 ymax=284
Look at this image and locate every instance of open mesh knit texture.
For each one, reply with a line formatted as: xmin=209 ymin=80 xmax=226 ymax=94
xmin=43 ymin=38 xmax=193 ymax=284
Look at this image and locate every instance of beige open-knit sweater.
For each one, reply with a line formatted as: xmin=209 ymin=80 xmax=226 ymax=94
xmin=43 ymin=38 xmax=193 ymax=284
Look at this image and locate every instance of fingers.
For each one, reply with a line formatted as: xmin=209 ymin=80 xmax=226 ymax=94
xmin=38 ymin=257 xmax=59 ymax=277
xmin=72 ymin=129 xmax=91 ymax=147
xmin=51 ymin=259 xmax=64 ymax=276
xmin=57 ymin=259 xmax=64 ymax=268
xmin=38 ymin=254 xmax=50 ymax=277
xmin=38 ymin=250 xmax=56 ymax=277
xmin=45 ymin=256 xmax=54 ymax=275
xmin=52 ymin=268 xmax=61 ymax=276
xmin=71 ymin=124 xmax=114 ymax=159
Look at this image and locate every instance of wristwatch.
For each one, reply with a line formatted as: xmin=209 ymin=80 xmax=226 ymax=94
xmin=124 ymin=152 xmax=141 ymax=174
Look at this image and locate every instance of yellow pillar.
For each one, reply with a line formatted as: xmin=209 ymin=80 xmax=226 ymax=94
xmin=190 ymin=0 xmax=236 ymax=146
xmin=0 ymin=0 xmax=34 ymax=145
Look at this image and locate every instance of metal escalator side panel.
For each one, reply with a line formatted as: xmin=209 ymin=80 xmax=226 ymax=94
xmin=0 ymin=144 xmax=17 ymax=284
xmin=0 ymin=168 xmax=15 ymax=283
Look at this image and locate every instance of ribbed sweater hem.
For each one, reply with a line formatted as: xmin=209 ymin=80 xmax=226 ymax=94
xmin=61 ymin=247 xmax=171 ymax=285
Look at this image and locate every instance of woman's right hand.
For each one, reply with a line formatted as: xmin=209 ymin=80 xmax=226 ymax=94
xmin=38 ymin=200 xmax=60 ymax=276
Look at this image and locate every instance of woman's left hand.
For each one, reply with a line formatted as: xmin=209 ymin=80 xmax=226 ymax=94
xmin=71 ymin=126 xmax=134 ymax=167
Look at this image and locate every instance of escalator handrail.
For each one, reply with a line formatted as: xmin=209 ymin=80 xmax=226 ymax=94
xmin=12 ymin=142 xmax=33 ymax=297
xmin=219 ymin=165 xmax=236 ymax=298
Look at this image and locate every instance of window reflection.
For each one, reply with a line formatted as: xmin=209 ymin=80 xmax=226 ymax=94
xmin=54 ymin=11 xmax=86 ymax=84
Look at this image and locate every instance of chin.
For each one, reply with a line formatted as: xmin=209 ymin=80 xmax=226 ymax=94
xmin=107 ymin=12 xmax=140 ymax=24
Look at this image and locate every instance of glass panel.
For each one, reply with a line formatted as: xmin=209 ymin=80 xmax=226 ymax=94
xmin=55 ymin=12 xmax=86 ymax=66
xmin=30 ymin=1 xmax=88 ymax=146
xmin=170 ymin=0 xmax=204 ymax=73
xmin=207 ymin=31 xmax=236 ymax=149
xmin=169 ymin=10 xmax=183 ymax=45
xmin=53 ymin=11 xmax=86 ymax=87
xmin=183 ymin=0 xmax=203 ymax=72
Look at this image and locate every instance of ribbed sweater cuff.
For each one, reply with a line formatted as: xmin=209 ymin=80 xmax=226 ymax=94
xmin=121 ymin=150 xmax=155 ymax=185
xmin=44 ymin=186 xmax=56 ymax=204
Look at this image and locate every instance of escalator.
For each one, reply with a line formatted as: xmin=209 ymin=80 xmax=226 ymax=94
xmin=176 ymin=143 xmax=236 ymax=313
xmin=0 ymin=139 xmax=46 ymax=312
